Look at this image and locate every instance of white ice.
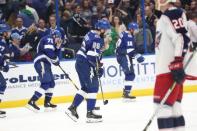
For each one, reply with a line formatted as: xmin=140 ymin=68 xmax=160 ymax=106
xmin=1 ymin=93 xmax=197 ymax=131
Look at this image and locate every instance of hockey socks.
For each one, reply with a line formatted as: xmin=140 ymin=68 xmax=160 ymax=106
xmin=44 ymin=93 xmax=57 ymax=109
xmin=87 ymin=99 xmax=96 ymax=111
xmin=72 ymin=93 xmax=85 ymax=107
xmin=31 ymin=91 xmax=42 ymax=102
xmin=26 ymin=91 xmax=42 ymax=112
xmin=124 ymin=85 xmax=132 ymax=92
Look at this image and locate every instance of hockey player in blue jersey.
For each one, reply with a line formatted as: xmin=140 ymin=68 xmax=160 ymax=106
xmin=0 ymin=21 xmax=21 ymax=117
xmin=27 ymin=30 xmax=62 ymax=112
xmin=65 ymin=20 xmax=110 ymax=123
xmin=0 ymin=22 xmax=10 ymax=118
xmin=116 ymin=22 xmax=145 ymax=100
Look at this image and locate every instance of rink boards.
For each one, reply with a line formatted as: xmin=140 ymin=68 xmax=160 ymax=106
xmin=1 ymin=55 xmax=197 ymax=108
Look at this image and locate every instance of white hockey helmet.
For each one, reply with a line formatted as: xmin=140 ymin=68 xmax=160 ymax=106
xmin=156 ymin=0 xmax=177 ymax=10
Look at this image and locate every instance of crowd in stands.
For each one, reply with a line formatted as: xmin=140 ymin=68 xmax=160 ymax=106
xmin=0 ymin=0 xmax=196 ymax=61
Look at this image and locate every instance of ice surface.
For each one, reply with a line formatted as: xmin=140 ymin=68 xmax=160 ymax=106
xmin=1 ymin=93 xmax=197 ymax=131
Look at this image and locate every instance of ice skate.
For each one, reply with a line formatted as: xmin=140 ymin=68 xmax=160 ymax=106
xmin=65 ymin=105 xmax=79 ymax=122
xmin=0 ymin=110 xmax=6 ymax=118
xmin=44 ymin=102 xmax=57 ymax=112
xmin=26 ymin=100 xmax=40 ymax=113
xmin=86 ymin=110 xmax=102 ymax=123
xmin=122 ymin=91 xmax=136 ymax=102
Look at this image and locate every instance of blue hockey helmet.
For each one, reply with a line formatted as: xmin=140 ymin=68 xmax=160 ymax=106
xmin=95 ymin=19 xmax=111 ymax=30
xmin=0 ymin=20 xmax=11 ymax=34
xmin=51 ymin=30 xmax=62 ymax=38
xmin=127 ymin=22 xmax=139 ymax=30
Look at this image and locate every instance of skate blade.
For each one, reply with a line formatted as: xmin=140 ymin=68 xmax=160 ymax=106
xmin=0 ymin=114 xmax=6 ymax=118
xmin=122 ymin=98 xmax=136 ymax=103
xmin=86 ymin=118 xmax=103 ymax=123
xmin=44 ymin=107 xmax=57 ymax=112
xmin=25 ymin=104 xmax=40 ymax=113
xmin=65 ymin=109 xmax=78 ymax=122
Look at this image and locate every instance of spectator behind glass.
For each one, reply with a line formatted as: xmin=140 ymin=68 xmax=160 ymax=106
xmin=25 ymin=0 xmax=39 ymax=23
xmin=149 ymin=1 xmax=162 ymax=18
xmin=145 ymin=5 xmax=157 ymax=45
xmin=18 ymin=1 xmax=36 ymax=27
xmin=66 ymin=4 xmax=90 ymax=44
xmin=190 ymin=1 xmax=197 ymax=12
xmin=60 ymin=10 xmax=71 ymax=37
xmin=187 ymin=11 xmax=197 ymax=44
xmin=80 ymin=0 xmax=92 ymax=23
xmin=103 ymin=16 xmax=126 ymax=56
xmin=11 ymin=17 xmax=27 ymax=39
xmin=64 ymin=1 xmax=73 ymax=15
xmin=111 ymin=16 xmax=126 ymax=34
xmin=31 ymin=0 xmax=49 ymax=22
xmin=135 ymin=13 xmax=153 ymax=54
xmin=92 ymin=0 xmax=106 ymax=19
xmin=47 ymin=14 xmax=66 ymax=41
xmin=10 ymin=32 xmax=32 ymax=62
xmin=37 ymin=19 xmax=48 ymax=39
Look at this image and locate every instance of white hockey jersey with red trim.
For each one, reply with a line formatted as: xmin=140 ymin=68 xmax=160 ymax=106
xmin=155 ymin=7 xmax=189 ymax=75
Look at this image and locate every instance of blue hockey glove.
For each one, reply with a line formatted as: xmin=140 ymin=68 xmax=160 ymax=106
xmin=52 ymin=57 xmax=60 ymax=66
xmin=97 ymin=67 xmax=104 ymax=78
xmin=135 ymin=54 xmax=144 ymax=63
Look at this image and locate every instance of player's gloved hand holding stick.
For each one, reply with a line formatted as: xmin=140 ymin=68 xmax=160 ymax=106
xmin=169 ymin=57 xmax=185 ymax=84
xmin=142 ymin=50 xmax=197 ymax=131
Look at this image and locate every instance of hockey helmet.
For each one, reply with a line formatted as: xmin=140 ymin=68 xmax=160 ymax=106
xmin=95 ymin=19 xmax=111 ymax=30
xmin=127 ymin=22 xmax=139 ymax=30
xmin=51 ymin=30 xmax=62 ymax=38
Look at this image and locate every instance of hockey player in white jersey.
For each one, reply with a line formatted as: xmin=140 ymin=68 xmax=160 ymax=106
xmin=154 ymin=0 xmax=190 ymax=130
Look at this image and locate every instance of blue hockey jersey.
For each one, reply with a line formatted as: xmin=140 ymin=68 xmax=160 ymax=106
xmin=11 ymin=26 xmax=27 ymax=39
xmin=77 ymin=30 xmax=104 ymax=66
xmin=34 ymin=35 xmax=60 ymax=65
xmin=116 ymin=31 xmax=136 ymax=57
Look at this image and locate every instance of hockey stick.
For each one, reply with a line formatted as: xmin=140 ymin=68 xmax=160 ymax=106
xmin=95 ymin=57 xmax=108 ymax=105
xmin=143 ymin=50 xmax=197 ymax=131
xmin=58 ymin=65 xmax=79 ymax=90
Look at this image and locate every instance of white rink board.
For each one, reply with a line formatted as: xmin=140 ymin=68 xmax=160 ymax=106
xmin=2 ymin=55 xmax=197 ymax=101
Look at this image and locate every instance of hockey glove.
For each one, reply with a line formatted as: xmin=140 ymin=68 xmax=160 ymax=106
xmin=97 ymin=67 xmax=104 ymax=78
xmin=53 ymin=61 xmax=60 ymax=66
xmin=135 ymin=54 xmax=145 ymax=63
xmin=127 ymin=49 xmax=135 ymax=57
xmin=169 ymin=57 xmax=185 ymax=84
